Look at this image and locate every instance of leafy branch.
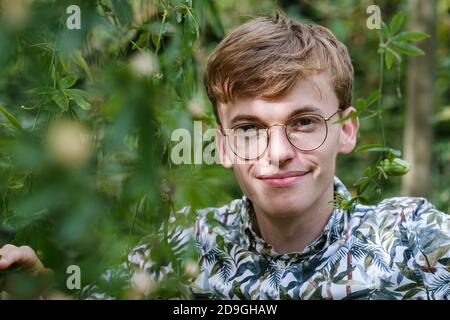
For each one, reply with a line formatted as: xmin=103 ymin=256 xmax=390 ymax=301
xmin=333 ymin=12 xmax=428 ymax=211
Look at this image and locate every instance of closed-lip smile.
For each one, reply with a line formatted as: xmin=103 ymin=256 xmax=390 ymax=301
xmin=256 ymin=171 xmax=310 ymax=187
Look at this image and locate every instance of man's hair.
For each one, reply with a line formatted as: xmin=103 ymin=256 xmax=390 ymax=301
xmin=204 ymin=13 xmax=354 ymax=123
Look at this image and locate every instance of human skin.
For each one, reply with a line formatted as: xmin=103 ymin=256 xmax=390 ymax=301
xmin=216 ymin=72 xmax=359 ymax=254
xmin=0 ymin=244 xmax=53 ymax=298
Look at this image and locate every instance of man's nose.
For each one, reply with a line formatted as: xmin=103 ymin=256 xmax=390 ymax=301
xmin=264 ymin=125 xmax=296 ymax=167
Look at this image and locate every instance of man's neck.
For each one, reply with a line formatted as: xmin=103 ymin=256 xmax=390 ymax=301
xmin=251 ymin=182 xmax=335 ymax=255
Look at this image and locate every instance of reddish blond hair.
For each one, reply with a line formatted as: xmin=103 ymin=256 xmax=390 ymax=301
xmin=204 ymin=13 xmax=354 ymax=123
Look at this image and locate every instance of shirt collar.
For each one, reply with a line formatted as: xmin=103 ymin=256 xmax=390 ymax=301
xmin=239 ymin=176 xmax=351 ymax=262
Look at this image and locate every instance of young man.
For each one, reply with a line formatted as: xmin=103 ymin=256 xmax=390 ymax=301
xmin=0 ymin=14 xmax=449 ymax=300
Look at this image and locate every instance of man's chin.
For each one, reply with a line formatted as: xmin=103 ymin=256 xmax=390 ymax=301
xmin=254 ymin=192 xmax=313 ymax=217
xmin=259 ymin=204 xmax=311 ymax=219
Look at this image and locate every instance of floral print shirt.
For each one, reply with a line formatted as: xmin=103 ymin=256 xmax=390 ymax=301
xmin=80 ymin=177 xmax=450 ymax=300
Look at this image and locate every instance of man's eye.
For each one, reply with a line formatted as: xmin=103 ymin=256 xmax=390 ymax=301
xmin=290 ymin=116 xmax=321 ymax=132
xmin=236 ymin=124 xmax=260 ymax=132
xmin=293 ymin=117 xmax=314 ymax=126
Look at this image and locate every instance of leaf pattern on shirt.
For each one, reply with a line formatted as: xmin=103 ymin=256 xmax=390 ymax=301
xmin=80 ymin=177 xmax=450 ymax=300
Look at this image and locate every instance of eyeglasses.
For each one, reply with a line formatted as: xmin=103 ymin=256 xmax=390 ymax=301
xmin=222 ymin=108 xmax=341 ymax=160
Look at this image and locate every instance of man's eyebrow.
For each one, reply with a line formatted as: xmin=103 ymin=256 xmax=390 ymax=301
xmin=229 ymin=105 xmax=321 ymax=126
xmin=287 ymin=105 xmax=321 ymax=118
xmin=229 ymin=115 xmax=263 ymax=126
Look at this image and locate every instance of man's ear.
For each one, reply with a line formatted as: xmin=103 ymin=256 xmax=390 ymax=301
xmin=216 ymin=126 xmax=233 ymax=168
xmin=338 ymin=106 xmax=359 ymax=154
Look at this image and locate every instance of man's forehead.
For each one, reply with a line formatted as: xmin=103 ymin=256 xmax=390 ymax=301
xmin=218 ymin=73 xmax=338 ymax=126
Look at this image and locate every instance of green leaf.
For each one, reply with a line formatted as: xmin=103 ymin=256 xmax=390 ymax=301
xmin=366 ymin=90 xmax=381 ymax=106
xmin=151 ymin=34 xmax=160 ymax=49
xmin=354 ymin=143 xmax=383 ymax=152
xmin=59 ymin=55 xmax=71 ymax=72
xmin=402 ymin=287 xmax=422 ymax=300
xmin=333 ymin=267 xmax=356 ymax=282
xmin=52 ymin=92 xmax=69 ymax=111
xmin=355 ymin=98 xmax=366 ymax=111
xmin=386 ymin=46 xmax=402 ymax=64
xmin=355 ymin=145 xmax=401 ymax=157
xmin=0 ymin=105 xmax=22 ymax=129
xmin=389 ymin=12 xmax=405 ymax=35
xmin=391 ymin=41 xmax=425 ymax=56
xmin=29 ymin=86 xmax=59 ymax=95
xmin=8 ymin=180 xmax=24 ymax=189
xmin=205 ymin=0 xmax=224 ymax=37
xmin=301 ymin=282 xmax=316 ymax=299
xmin=385 ymin=50 xmax=394 ymax=70
xmin=422 ymin=244 xmax=450 ymax=267
xmin=216 ymin=235 xmax=225 ymax=249
xmin=354 ymin=176 xmax=369 ymax=187
xmin=395 ymin=262 xmax=423 ymax=283
xmin=393 ymin=31 xmax=429 ymax=42
xmin=379 ymin=21 xmax=390 ymax=40
xmin=342 ymin=288 xmax=373 ymax=300
xmin=364 ymin=255 xmax=373 ymax=269
xmin=64 ymin=89 xmax=91 ymax=110
xmin=72 ymin=51 xmax=92 ymax=81
xmin=59 ymin=76 xmax=77 ymax=89
xmin=111 ymin=0 xmax=132 ymax=25
xmin=334 ymin=111 xmax=358 ymax=124
xmin=395 ymin=283 xmax=418 ymax=292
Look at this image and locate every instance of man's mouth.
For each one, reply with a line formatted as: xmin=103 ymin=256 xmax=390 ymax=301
xmin=256 ymin=170 xmax=310 ymax=187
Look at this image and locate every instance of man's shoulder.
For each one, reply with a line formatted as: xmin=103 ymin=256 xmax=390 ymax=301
xmin=372 ymin=196 xmax=448 ymax=223
xmin=356 ymin=196 xmax=449 ymax=241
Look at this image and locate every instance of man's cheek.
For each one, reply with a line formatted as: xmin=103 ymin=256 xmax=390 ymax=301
xmin=232 ymin=165 xmax=252 ymax=192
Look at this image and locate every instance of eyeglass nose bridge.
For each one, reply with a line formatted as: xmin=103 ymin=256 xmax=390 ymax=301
xmin=263 ymin=123 xmax=294 ymax=151
xmin=266 ymin=123 xmax=289 ymax=139
xmin=266 ymin=123 xmax=287 ymax=131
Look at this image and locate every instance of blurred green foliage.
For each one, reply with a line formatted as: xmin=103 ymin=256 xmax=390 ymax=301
xmin=0 ymin=0 xmax=448 ymax=298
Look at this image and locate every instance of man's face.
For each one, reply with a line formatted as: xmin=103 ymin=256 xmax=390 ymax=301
xmin=216 ymin=73 xmax=358 ymax=218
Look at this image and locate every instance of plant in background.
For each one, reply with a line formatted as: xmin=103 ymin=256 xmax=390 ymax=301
xmin=332 ymin=12 xmax=428 ymax=210
xmin=0 ymin=0 xmax=225 ymax=299
xmin=0 ymin=1 xmax=442 ymax=299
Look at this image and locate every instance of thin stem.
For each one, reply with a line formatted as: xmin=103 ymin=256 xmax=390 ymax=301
xmin=155 ymin=9 xmax=168 ymax=57
xmin=32 ymin=106 xmax=41 ymax=131
xmin=357 ymin=163 xmax=380 ymax=196
xmin=377 ymin=48 xmax=386 ymax=147
xmin=130 ymin=195 xmax=145 ymax=235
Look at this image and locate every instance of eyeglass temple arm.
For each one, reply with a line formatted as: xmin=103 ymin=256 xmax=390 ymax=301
xmin=324 ymin=107 xmax=343 ymax=121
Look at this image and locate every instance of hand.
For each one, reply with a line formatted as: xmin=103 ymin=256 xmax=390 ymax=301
xmin=0 ymin=244 xmax=53 ymax=299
